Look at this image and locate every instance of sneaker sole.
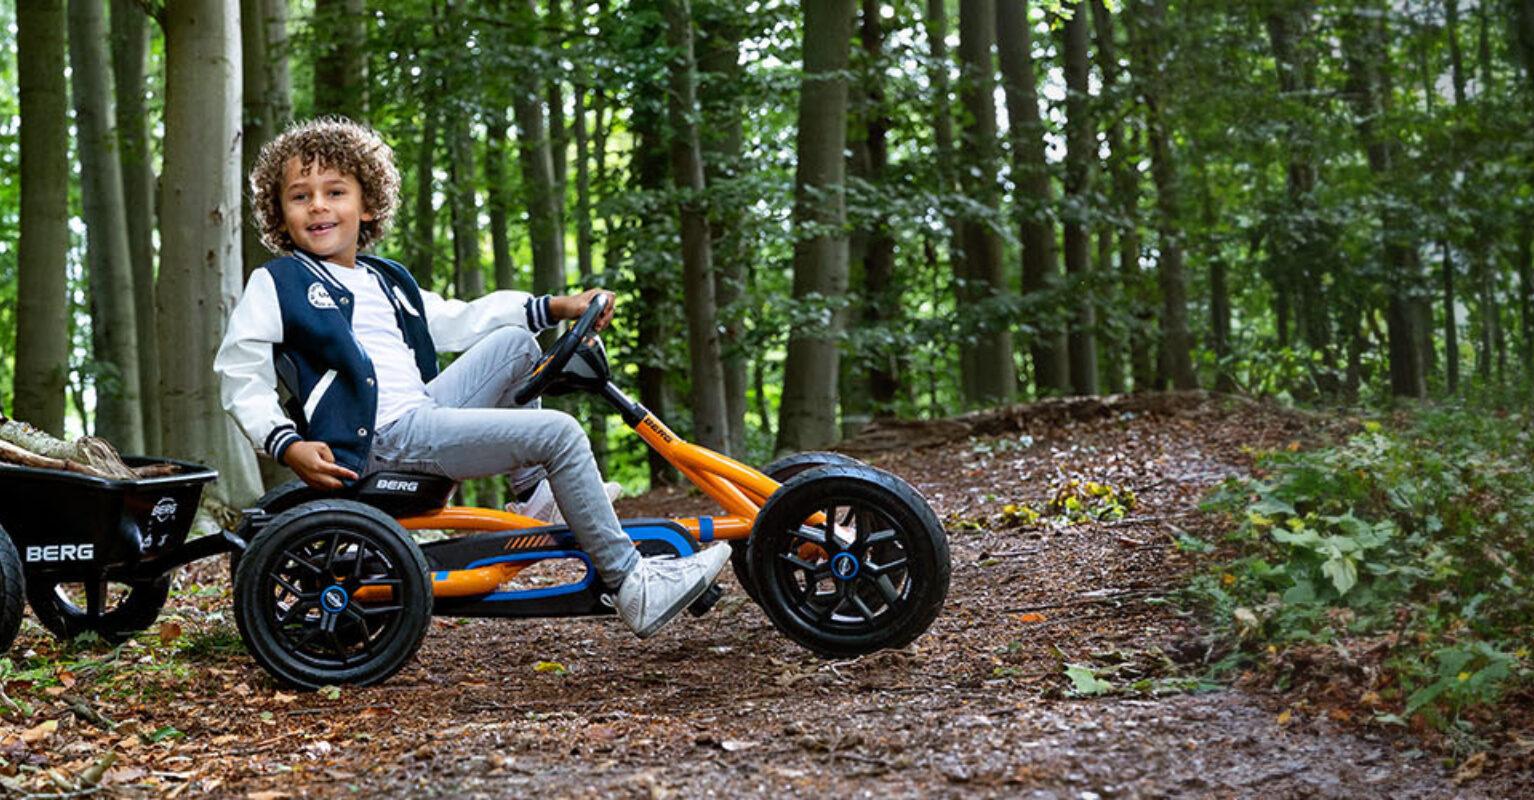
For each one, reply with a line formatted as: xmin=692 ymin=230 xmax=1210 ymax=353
xmin=634 ymin=546 xmax=731 ymax=639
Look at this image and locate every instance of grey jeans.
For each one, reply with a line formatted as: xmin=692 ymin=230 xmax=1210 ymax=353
xmin=367 ymin=326 xmax=639 ymax=587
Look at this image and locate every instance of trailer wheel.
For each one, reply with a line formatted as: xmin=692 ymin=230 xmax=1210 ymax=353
xmin=26 ymin=578 xmax=171 ymax=644
xmin=0 ymin=525 xmax=23 ymax=653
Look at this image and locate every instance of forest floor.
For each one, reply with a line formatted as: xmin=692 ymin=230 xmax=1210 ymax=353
xmin=2 ymin=392 xmax=1531 ymax=798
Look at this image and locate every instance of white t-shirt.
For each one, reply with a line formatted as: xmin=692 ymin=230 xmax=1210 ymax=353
xmin=324 ymin=261 xmax=432 ymax=429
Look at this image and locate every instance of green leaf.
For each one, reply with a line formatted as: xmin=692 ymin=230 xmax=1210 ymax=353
xmin=1064 ymin=664 xmax=1113 ymax=696
xmin=1321 ymin=555 xmax=1358 ymax=596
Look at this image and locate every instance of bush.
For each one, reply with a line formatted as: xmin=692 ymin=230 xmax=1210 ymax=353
xmin=1196 ymin=407 xmax=1533 ymax=729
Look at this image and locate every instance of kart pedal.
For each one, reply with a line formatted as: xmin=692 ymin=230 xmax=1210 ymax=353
xmin=687 ymin=581 xmax=725 ymax=617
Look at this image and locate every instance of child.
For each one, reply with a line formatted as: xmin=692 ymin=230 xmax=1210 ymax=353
xmin=215 ymin=117 xmax=729 ymax=638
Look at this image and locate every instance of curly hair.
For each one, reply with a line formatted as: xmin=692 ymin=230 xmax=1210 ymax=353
xmin=249 ymin=117 xmax=400 ymax=255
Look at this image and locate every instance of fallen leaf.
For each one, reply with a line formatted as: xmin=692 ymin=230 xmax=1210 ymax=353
xmin=270 ymin=692 xmax=297 ymax=704
xmin=159 ymin=621 xmax=183 ymax=645
xmin=533 ymin=661 xmax=568 ymax=675
xmin=57 ymin=670 xmax=76 ymax=688
xmin=21 ymin=720 xmax=57 ymax=745
xmin=1454 ymin=752 xmax=1488 ymax=784
xmin=247 ymin=791 xmax=293 ymax=800
xmin=720 ymin=739 xmax=755 ymax=752
xmin=1276 ymin=709 xmax=1293 ymax=726
xmin=1017 ymin=612 xmax=1046 ymax=623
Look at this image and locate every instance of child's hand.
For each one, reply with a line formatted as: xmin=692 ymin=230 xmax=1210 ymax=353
xmin=282 ymin=441 xmax=359 ymax=490
xmin=551 ymin=288 xmax=617 ymax=332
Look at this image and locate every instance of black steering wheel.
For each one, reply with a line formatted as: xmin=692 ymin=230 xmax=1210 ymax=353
xmin=514 ymin=293 xmax=609 ymax=405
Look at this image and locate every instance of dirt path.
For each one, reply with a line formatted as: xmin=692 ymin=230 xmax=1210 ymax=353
xmin=2 ymin=395 xmax=1522 ymax=797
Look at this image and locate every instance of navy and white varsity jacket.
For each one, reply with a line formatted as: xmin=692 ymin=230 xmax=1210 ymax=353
xmin=214 ymin=250 xmax=556 ymax=475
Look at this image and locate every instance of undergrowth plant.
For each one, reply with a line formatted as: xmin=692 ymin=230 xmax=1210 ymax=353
xmin=1195 ymin=407 xmax=1533 ymax=732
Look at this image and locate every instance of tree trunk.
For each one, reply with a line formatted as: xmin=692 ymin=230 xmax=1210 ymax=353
xmin=241 ymin=0 xmax=291 ymax=280
xmin=1265 ymin=1 xmax=1331 ymax=357
xmin=411 ymin=111 xmax=438 ymax=290
xmin=14 ymin=0 xmax=71 ymax=437
xmin=570 ymin=81 xmax=607 ymax=471
xmin=924 ymin=0 xmax=974 ymax=401
xmin=486 ymin=105 xmax=516 ymax=290
xmin=1442 ymin=242 xmax=1460 ymax=394
xmin=775 ymin=0 xmax=855 ymax=454
xmin=448 ymin=114 xmax=484 ymax=299
xmin=663 ymin=0 xmax=730 ymax=453
xmin=1128 ymin=0 xmax=1196 ymax=390
xmin=513 ymin=0 xmax=566 ymax=301
xmin=955 ymin=0 xmax=1016 ymax=406
xmin=1342 ymin=3 xmax=1425 ymax=398
xmin=1091 ymin=0 xmax=1151 ymax=393
xmin=697 ymin=1 xmax=750 ymax=456
xmin=159 ymin=0 xmax=262 ymax=503
xmin=546 ymin=0 xmax=567 ymax=237
xmin=1520 ymin=226 xmax=1534 ymax=376
xmin=630 ymin=109 xmax=679 ymax=485
xmin=1061 ymin=8 xmax=1098 ymax=395
xmin=70 ymin=0 xmax=144 ymax=453
xmin=111 ymin=0 xmax=162 ymax=453
xmin=312 ymin=0 xmax=367 ymax=120
xmin=998 ymin=0 xmax=1069 ymax=396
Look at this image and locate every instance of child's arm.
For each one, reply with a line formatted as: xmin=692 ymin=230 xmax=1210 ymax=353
xmin=214 ymin=269 xmax=303 ymax=464
xmin=418 ymin=289 xmax=558 ymax=352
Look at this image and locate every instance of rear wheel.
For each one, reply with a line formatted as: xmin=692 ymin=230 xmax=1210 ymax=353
xmin=26 ymin=577 xmax=171 ymax=644
xmin=731 ymin=452 xmax=867 ymax=601
xmin=233 ymin=500 xmax=432 ymax=689
xmin=0 ymin=526 xmax=23 ymax=652
xmin=747 ymin=465 xmax=949 ymax=658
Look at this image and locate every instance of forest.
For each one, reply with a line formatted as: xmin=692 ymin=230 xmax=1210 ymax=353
xmin=1 ymin=0 xmax=1529 ymax=501
xmin=0 ymin=0 xmax=1532 ymax=796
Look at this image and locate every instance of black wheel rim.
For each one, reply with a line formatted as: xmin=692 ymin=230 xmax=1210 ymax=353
xmin=769 ymin=498 xmax=914 ymax=633
xmin=45 ymin=581 xmax=149 ymax=623
xmin=261 ymin=528 xmax=407 ymax=671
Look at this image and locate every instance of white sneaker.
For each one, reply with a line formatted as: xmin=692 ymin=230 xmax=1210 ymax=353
xmin=614 ymin=545 xmax=731 ymax=638
xmin=506 ymin=479 xmax=622 ymax=525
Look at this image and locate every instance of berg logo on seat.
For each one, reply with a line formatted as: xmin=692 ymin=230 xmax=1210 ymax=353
xmin=376 ymin=479 xmax=420 ymax=492
xmin=25 ymin=544 xmax=95 ymax=562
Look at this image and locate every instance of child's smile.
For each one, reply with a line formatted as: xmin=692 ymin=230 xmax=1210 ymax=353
xmin=280 ymin=157 xmax=373 ymax=267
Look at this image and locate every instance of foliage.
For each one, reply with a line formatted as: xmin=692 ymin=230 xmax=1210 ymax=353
xmin=1195 ymin=407 xmax=1534 ymax=729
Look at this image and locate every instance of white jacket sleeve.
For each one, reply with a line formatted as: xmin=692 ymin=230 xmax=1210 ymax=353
xmin=420 ymin=289 xmax=556 ymax=353
xmin=214 ymin=269 xmax=300 ymax=460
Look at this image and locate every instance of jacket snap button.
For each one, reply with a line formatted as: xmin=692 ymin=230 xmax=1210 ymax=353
xmin=366 ymin=377 xmax=375 ymax=386
xmin=357 ymin=427 xmax=368 ymax=437
xmin=340 ymin=297 xmax=350 ymax=305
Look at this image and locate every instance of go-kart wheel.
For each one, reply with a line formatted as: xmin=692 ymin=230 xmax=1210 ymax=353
xmin=26 ymin=577 xmax=171 ymax=644
xmin=732 ymin=452 xmax=868 ymax=602
xmin=0 ymin=525 xmax=23 ymax=652
xmin=747 ymin=464 xmax=949 ymax=658
xmin=233 ymin=499 xmax=432 ymax=689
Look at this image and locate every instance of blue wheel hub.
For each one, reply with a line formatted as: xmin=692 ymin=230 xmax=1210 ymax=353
xmin=320 ymin=585 xmax=350 ymax=613
xmin=830 ymin=551 xmax=861 ymax=581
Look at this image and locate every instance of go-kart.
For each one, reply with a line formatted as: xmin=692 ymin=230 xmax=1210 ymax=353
xmin=230 ymin=295 xmax=951 ymax=688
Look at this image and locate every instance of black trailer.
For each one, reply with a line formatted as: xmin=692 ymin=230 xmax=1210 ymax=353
xmin=0 ymin=458 xmax=241 ymax=649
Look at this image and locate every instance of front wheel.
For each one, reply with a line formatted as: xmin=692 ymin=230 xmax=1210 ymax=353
xmin=731 ymin=452 xmax=867 ymax=602
xmin=233 ymin=500 xmax=432 ymax=689
xmin=26 ymin=577 xmax=171 ymax=644
xmin=747 ymin=465 xmax=949 ymax=658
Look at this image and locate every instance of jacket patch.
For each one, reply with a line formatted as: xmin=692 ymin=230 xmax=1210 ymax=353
xmin=307 ymin=282 xmax=337 ymax=310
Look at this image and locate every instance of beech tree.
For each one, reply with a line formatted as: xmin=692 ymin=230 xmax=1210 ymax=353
xmin=158 ymin=0 xmax=262 ymax=502
xmin=14 ymin=0 xmax=71 ymax=436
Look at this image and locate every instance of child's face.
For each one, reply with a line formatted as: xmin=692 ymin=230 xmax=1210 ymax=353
xmin=279 ymin=157 xmax=374 ymax=267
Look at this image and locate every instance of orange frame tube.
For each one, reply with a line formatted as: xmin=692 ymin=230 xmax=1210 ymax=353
xmin=389 ymin=412 xmax=788 ymax=599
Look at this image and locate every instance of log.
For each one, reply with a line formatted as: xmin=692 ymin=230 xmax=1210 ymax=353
xmin=0 ymin=414 xmax=172 ymax=480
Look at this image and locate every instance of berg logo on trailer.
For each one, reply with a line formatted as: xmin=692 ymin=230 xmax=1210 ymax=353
xmin=151 ymin=497 xmax=179 ymax=522
xmin=25 ymin=544 xmax=95 ymax=562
